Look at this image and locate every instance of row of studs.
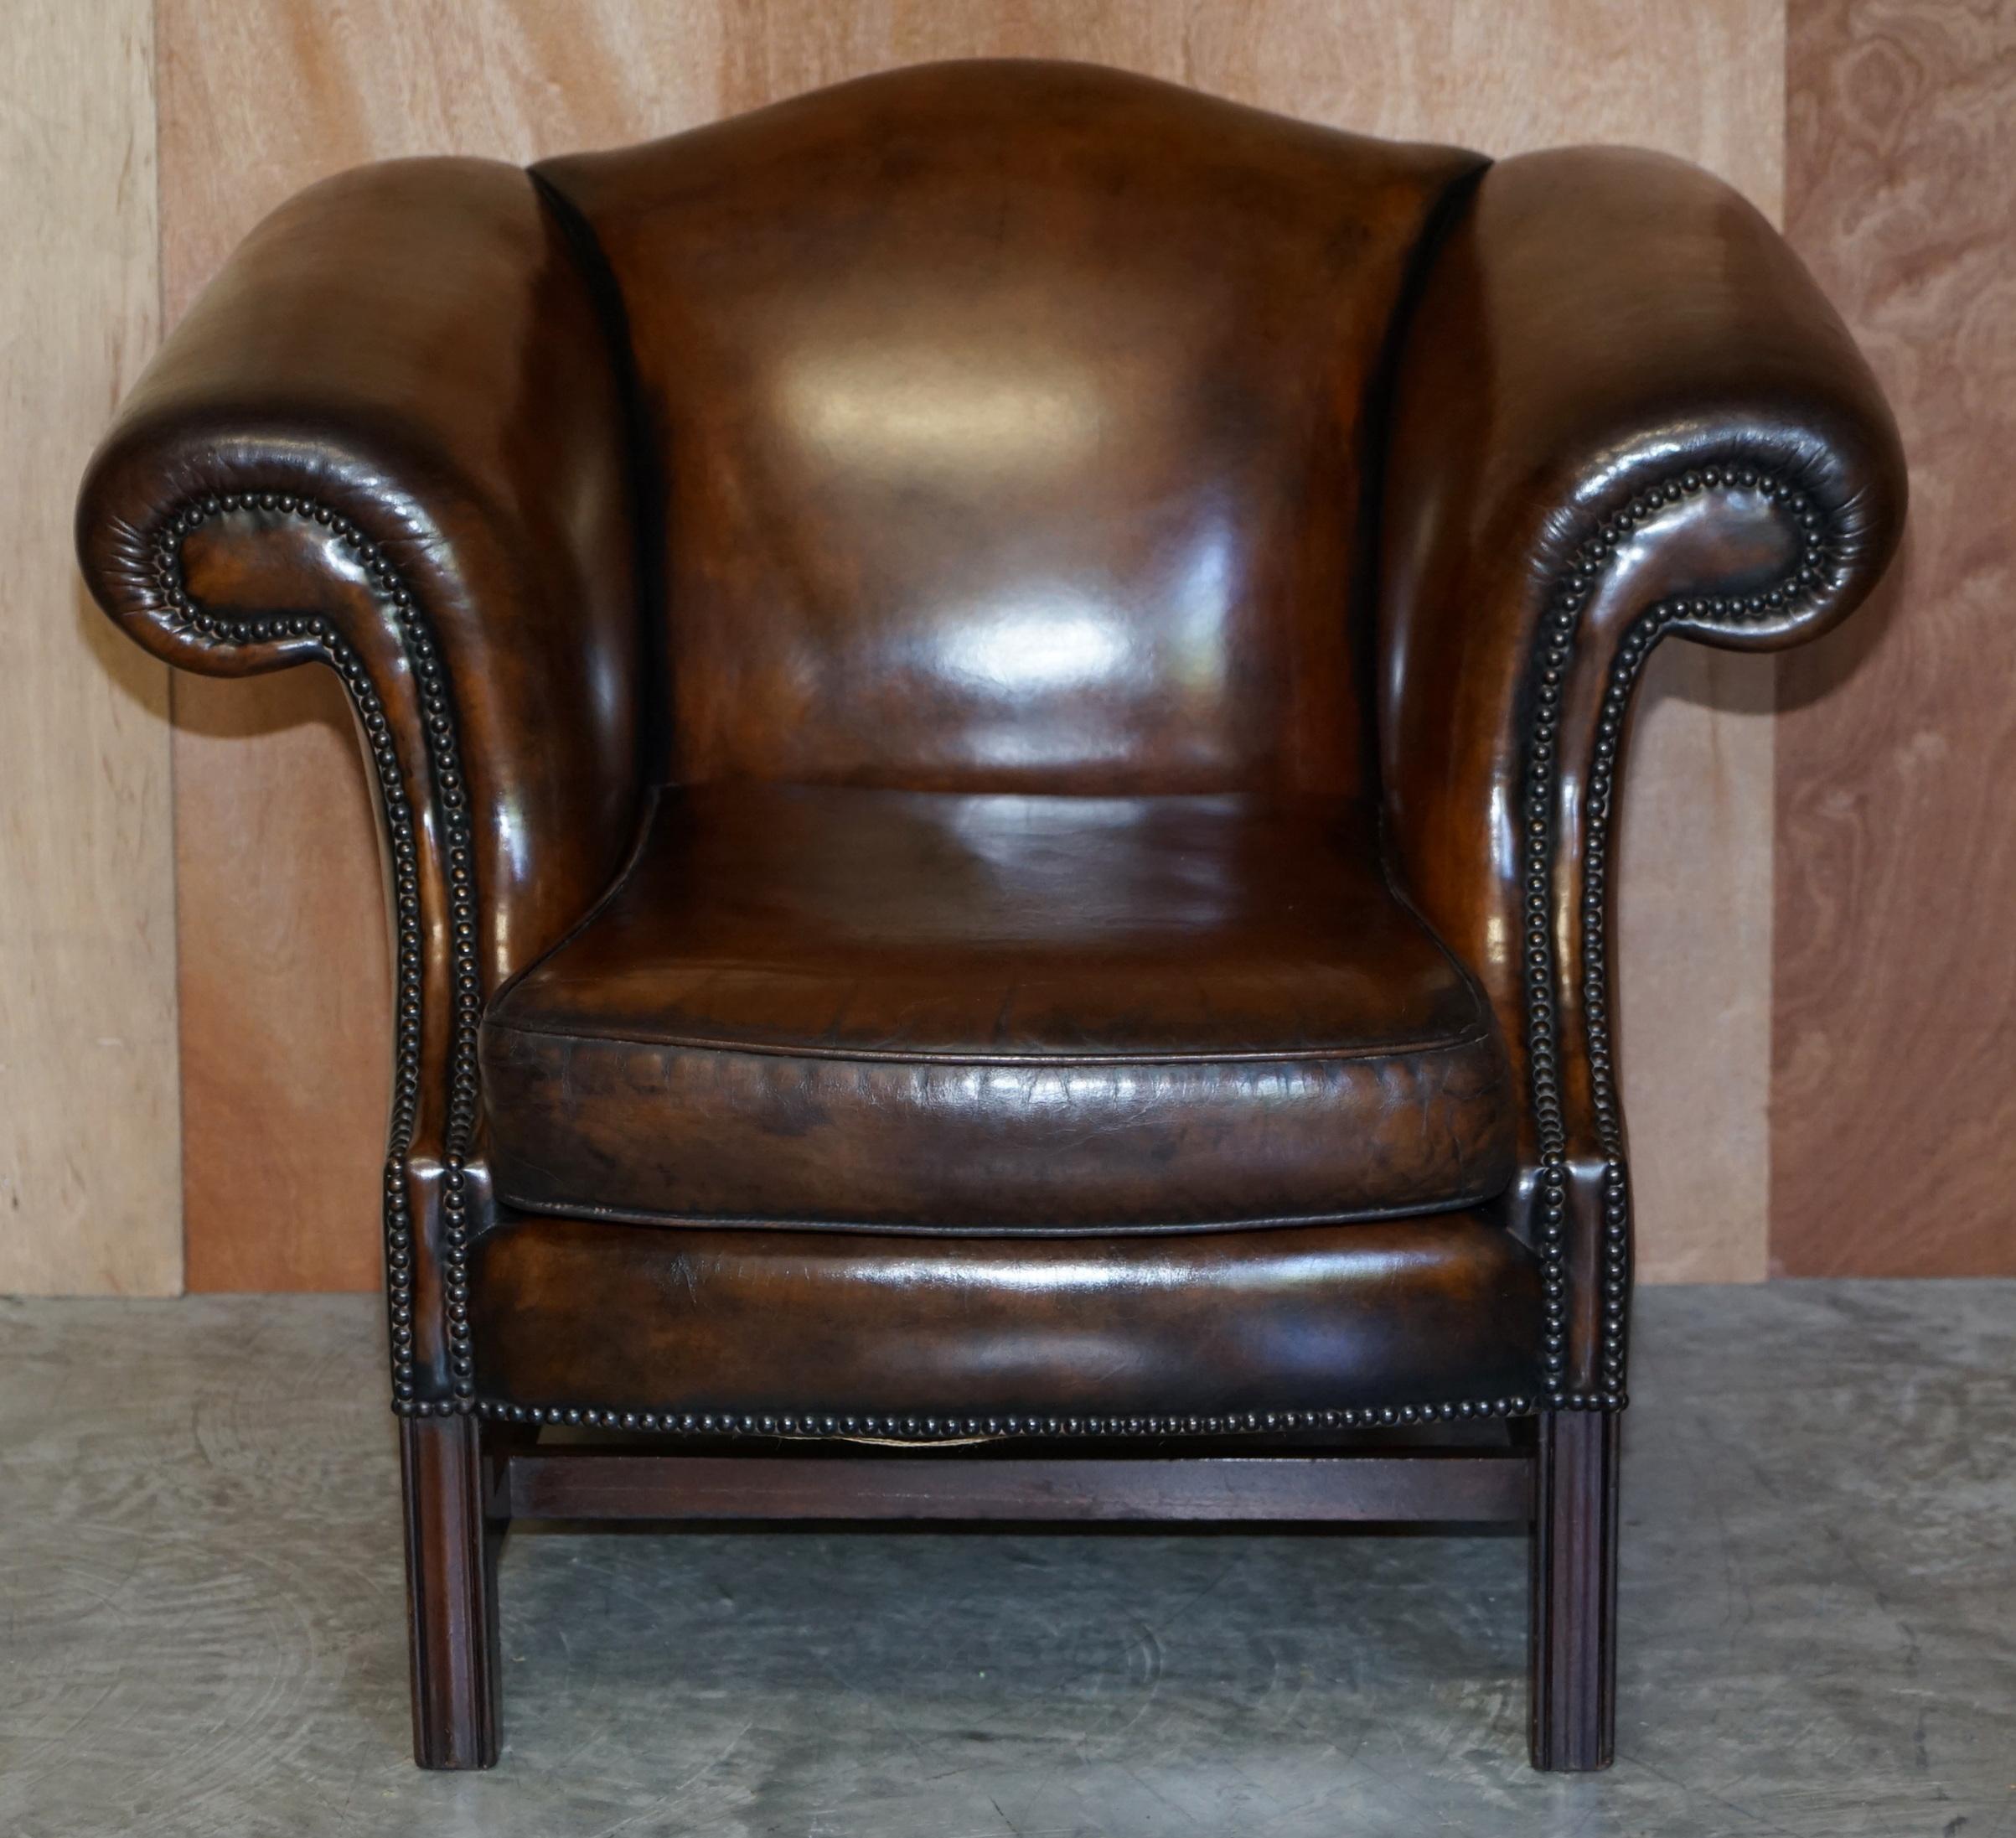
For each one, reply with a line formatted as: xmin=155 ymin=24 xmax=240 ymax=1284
xmin=152 ymin=493 xmax=483 ymax=1412
xmin=475 ymin=1394 xmax=1538 ymax=1438
xmin=1522 ymin=463 xmax=1835 ymax=1411
xmin=137 ymin=486 xmax=1685 ymax=1442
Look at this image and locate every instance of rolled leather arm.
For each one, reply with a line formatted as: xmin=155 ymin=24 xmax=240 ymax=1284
xmin=75 ymin=158 xmax=646 ymax=1414
xmin=1378 ymin=148 xmax=1905 ymax=1408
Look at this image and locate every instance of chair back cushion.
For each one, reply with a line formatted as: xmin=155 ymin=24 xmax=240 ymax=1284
xmin=537 ymin=61 xmax=1480 ymax=795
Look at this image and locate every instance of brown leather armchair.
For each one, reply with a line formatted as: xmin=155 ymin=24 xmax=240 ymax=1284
xmin=76 ymin=61 xmax=1905 ymax=1773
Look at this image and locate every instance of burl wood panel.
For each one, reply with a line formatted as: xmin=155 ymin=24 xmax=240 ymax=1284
xmin=1775 ymin=2 xmax=2016 ymax=1276
xmin=158 ymin=0 xmax=1781 ymax=1288
xmin=0 ymin=0 xmax=180 ymax=1294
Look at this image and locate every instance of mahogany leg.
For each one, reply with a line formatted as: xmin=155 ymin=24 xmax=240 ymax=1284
xmin=1529 ymin=1408 xmax=1619 ymax=1770
xmin=400 ymin=1414 xmax=502 ymax=1768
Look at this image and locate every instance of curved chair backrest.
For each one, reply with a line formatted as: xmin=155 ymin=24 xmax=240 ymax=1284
xmin=539 ymin=61 xmax=1481 ymax=796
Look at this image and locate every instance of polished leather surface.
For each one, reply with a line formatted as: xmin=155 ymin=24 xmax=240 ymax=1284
xmin=72 ymin=64 xmax=1906 ymax=1429
xmin=538 ymin=61 xmax=1482 ymax=795
xmin=482 ymin=784 xmax=1517 ymax=1229
xmin=471 ymin=1209 xmax=1543 ymax=1419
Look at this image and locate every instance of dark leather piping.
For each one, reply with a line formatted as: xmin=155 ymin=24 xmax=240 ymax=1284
xmin=479 ymin=1017 xmax=1500 ymax=1067
xmin=483 ymin=1186 xmax=1510 ymax=1239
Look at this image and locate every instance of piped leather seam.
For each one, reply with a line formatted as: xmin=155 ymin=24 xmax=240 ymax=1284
xmin=477 ymin=1017 xmax=1501 ymax=1068
xmin=480 ymin=1188 xmax=1511 ymax=1237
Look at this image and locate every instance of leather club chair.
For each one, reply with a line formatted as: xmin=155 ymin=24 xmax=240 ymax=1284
xmin=75 ymin=60 xmax=1904 ymax=1772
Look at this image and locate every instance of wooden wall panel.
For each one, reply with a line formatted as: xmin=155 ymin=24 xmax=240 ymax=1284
xmin=1774 ymin=2 xmax=2016 ymax=1276
xmin=157 ymin=3 xmax=727 ymax=1291
xmin=158 ymin=0 xmax=1781 ymax=1288
xmin=0 ymin=1 xmax=179 ymax=1294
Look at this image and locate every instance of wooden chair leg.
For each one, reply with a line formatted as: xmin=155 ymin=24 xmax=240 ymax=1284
xmin=400 ymin=1414 xmax=502 ymax=1768
xmin=1529 ymin=1408 xmax=1619 ymax=1770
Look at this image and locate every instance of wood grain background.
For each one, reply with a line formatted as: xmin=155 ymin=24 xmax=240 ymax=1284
xmin=6 ymin=0 xmax=2004 ymax=1293
xmin=0 ymin=0 xmax=180 ymax=1294
xmin=1775 ymin=0 xmax=2016 ymax=1276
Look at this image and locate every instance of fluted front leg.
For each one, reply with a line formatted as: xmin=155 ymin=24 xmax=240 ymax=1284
xmin=1530 ymin=1411 xmax=1619 ymax=1769
xmin=401 ymin=1415 xmax=502 ymax=1768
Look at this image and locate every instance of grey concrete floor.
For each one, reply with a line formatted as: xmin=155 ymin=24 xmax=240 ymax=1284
xmin=1 ymin=1283 xmax=2012 ymax=1836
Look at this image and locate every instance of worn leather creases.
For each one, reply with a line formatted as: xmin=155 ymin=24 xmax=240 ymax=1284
xmin=479 ymin=784 xmax=1521 ymax=1230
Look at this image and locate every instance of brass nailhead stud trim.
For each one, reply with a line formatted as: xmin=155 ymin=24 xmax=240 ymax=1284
xmin=155 ymin=462 xmax=1837 ymax=1437
xmin=472 ymin=1395 xmax=1538 ymax=1439
xmin=1518 ymin=463 xmax=1838 ymax=1413
xmin=152 ymin=494 xmax=480 ymax=1416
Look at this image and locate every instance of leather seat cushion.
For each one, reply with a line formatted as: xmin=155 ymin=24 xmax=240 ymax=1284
xmin=469 ymin=1211 xmax=1543 ymax=1425
xmin=479 ymin=785 xmax=1517 ymax=1230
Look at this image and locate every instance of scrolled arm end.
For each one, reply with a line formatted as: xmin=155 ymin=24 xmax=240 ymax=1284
xmin=79 ymin=469 xmax=386 ymax=679
xmin=72 ymin=156 xmax=649 ymax=1417
xmin=1376 ymin=146 xmax=1906 ymax=1411
xmin=74 ymin=153 xmax=646 ymax=995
